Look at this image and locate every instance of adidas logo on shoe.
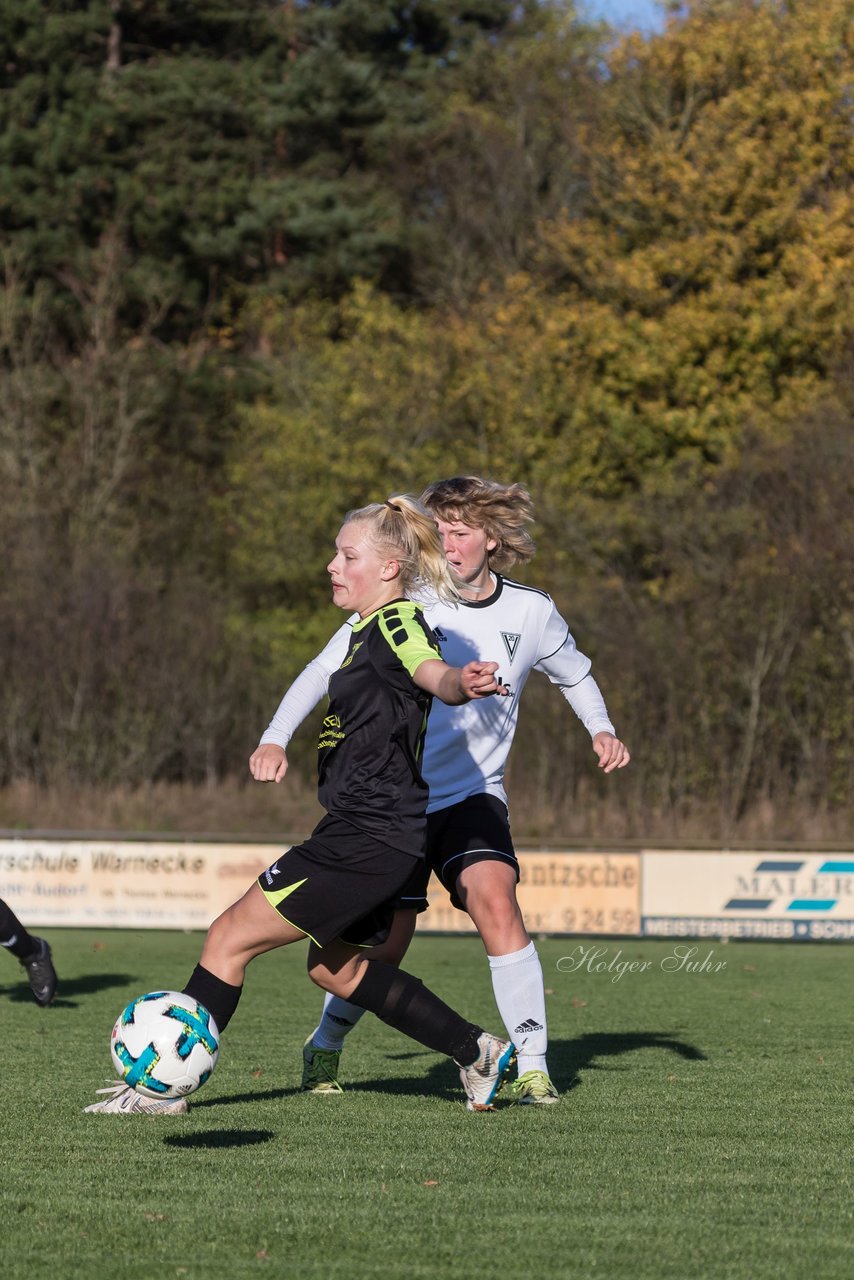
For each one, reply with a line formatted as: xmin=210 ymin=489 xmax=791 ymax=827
xmin=514 ymin=1018 xmax=543 ymax=1035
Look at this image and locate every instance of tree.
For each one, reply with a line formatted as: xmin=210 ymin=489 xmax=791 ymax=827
xmin=1 ymin=1 xmax=297 ymax=336
xmin=531 ymin=0 xmax=853 ymax=489
xmin=385 ymin=1 xmax=603 ymax=304
xmin=0 ymin=237 xmax=253 ymax=787
xmin=0 ymin=0 xmax=539 ymax=332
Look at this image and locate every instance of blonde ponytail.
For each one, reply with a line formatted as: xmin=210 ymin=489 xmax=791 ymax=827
xmin=343 ymin=495 xmax=460 ymax=603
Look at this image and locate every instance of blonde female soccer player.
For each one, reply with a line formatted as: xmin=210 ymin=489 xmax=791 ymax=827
xmin=86 ymin=496 xmax=515 ymax=1114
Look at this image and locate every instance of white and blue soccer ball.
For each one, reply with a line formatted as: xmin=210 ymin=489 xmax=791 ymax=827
xmin=110 ymin=991 xmax=220 ymax=1099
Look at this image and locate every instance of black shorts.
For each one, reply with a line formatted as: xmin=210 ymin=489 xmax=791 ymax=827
xmin=258 ymin=814 xmax=421 ymax=948
xmin=393 ymin=793 xmax=519 ymax=914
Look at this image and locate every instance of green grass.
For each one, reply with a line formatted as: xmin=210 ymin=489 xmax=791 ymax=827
xmin=1 ymin=933 xmax=851 ymax=1279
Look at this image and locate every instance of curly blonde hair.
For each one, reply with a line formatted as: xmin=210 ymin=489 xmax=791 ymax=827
xmin=420 ymin=476 xmax=536 ymax=571
xmin=343 ymin=495 xmax=461 ymax=603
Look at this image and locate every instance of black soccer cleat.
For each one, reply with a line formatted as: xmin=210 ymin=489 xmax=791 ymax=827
xmin=21 ymin=937 xmax=58 ymax=1006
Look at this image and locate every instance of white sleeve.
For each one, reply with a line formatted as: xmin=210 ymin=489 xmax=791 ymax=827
xmin=533 ymin=600 xmax=616 ymax=739
xmin=558 ymin=673 xmax=616 ymax=739
xmin=533 ymin=599 xmax=593 ymax=687
xmin=257 ymin=620 xmax=353 ymax=750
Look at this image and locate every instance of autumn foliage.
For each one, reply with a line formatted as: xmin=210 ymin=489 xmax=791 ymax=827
xmin=1 ymin=0 xmax=851 ymax=839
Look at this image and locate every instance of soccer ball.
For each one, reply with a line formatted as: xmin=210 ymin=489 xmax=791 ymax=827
xmin=110 ymin=991 xmax=220 ymax=1099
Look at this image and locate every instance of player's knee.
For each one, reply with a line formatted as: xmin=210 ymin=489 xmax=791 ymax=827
xmin=308 ymin=963 xmax=362 ymax=1000
xmin=203 ymin=898 xmax=264 ymax=966
xmin=465 ymin=887 xmax=523 ymax=935
xmin=306 ymin=963 xmax=331 ymax=991
xmin=306 ymin=952 xmax=344 ymax=994
xmin=204 ymin=907 xmax=234 ymax=952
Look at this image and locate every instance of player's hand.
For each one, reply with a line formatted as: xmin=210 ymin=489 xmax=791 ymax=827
xmin=249 ymin=743 xmax=289 ymax=783
xmin=460 ymin=661 xmax=510 ymax=700
xmin=592 ymin=732 xmax=630 ymax=773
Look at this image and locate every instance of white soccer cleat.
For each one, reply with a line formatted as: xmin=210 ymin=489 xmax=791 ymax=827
xmin=83 ymin=1080 xmax=188 ymax=1115
xmin=457 ymin=1033 xmax=516 ymax=1111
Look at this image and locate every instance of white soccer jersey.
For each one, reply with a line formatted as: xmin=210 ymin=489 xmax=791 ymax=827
xmin=259 ymin=574 xmax=615 ymax=814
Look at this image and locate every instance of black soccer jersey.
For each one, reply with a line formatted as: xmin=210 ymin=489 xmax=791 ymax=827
xmin=317 ymin=599 xmax=441 ymax=857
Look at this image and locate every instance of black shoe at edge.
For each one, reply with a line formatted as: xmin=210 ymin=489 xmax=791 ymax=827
xmin=22 ymin=938 xmax=58 ymax=1006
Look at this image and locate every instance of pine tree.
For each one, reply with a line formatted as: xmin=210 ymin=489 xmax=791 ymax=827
xmin=0 ymin=0 xmax=531 ymax=329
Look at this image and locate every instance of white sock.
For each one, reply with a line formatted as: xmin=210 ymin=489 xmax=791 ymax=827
xmin=311 ymin=990 xmax=367 ymax=1051
xmin=488 ymin=942 xmax=549 ymax=1075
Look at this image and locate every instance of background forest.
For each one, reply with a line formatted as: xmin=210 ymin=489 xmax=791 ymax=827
xmin=1 ymin=0 xmax=851 ymax=842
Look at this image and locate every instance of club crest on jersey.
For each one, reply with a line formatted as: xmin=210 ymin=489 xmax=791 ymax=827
xmin=339 ymin=641 xmax=363 ymax=669
xmin=501 ymin=631 xmax=521 ymax=663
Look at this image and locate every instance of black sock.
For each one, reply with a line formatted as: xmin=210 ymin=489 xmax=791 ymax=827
xmin=183 ymin=964 xmax=242 ymax=1033
xmin=349 ymin=962 xmax=483 ymax=1065
xmin=0 ymin=899 xmax=37 ymax=961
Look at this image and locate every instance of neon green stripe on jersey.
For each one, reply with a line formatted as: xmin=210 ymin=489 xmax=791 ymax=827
xmin=375 ymin=602 xmax=440 ymax=678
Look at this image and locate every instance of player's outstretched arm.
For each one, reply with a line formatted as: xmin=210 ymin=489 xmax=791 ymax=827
xmin=592 ymin=731 xmax=631 ymax=773
xmin=414 ymin=659 xmax=509 ymax=706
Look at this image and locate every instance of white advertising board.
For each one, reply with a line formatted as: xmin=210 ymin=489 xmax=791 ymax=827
xmin=641 ymin=851 xmax=854 ymax=940
xmin=3 ymin=838 xmax=851 ymax=940
xmin=0 ymin=838 xmax=276 ymax=930
xmin=0 ymin=838 xmax=641 ymax=935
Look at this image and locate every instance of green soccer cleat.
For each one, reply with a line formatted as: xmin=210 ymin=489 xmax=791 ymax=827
xmin=301 ymin=1037 xmax=344 ymax=1094
xmin=510 ymin=1069 xmax=560 ymax=1105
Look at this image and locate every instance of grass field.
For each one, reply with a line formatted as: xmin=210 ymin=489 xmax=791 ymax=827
xmin=1 ymin=931 xmax=851 ymax=1280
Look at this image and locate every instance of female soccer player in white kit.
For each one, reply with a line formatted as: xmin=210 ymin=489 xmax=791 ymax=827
xmin=251 ymin=477 xmax=630 ymax=1104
